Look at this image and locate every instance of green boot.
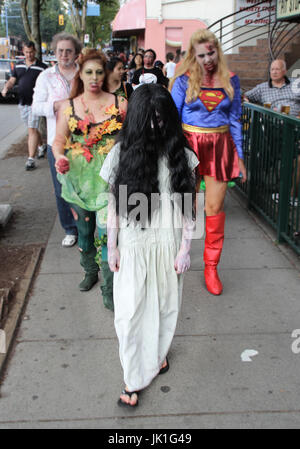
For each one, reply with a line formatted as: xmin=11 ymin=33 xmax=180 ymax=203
xmin=79 ymin=249 xmax=99 ymax=291
xmin=100 ymin=261 xmax=114 ymax=311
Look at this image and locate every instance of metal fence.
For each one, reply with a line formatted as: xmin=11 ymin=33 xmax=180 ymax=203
xmin=236 ymin=103 xmax=300 ymax=255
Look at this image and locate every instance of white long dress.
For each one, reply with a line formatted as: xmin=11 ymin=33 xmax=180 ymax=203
xmin=100 ymin=143 xmax=199 ymax=391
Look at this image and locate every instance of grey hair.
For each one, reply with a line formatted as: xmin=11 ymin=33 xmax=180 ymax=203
xmin=271 ymin=59 xmax=287 ymax=71
xmin=51 ymin=32 xmax=82 ymax=56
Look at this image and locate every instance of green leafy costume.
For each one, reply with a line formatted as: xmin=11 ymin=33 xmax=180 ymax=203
xmin=57 ymin=96 xmax=122 ymax=307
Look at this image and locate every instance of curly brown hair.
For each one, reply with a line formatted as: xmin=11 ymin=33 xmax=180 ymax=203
xmin=70 ymin=48 xmax=108 ymax=99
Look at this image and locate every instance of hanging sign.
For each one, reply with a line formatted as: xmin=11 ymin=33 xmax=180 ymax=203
xmin=277 ymin=0 xmax=300 ymax=21
xmin=236 ymin=0 xmax=276 ymax=26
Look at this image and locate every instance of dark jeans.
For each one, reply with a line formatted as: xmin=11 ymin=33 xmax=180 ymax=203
xmin=47 ymin=145 xmax=77 ymax=236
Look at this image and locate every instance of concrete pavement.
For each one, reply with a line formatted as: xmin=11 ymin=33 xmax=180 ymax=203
xmin=0 ymin=190 xmax=300 ymax=429
xmin=0 ymin=104 xmax=27 ymax=160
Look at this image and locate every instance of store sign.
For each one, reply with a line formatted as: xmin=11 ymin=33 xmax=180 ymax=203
xmin=86 ymin=1 xmax=100 ymax=16
xmin=236 ymin=0 xmax=276 ymax=26
xmin=277 ymin=0 xmax=300 ymax=20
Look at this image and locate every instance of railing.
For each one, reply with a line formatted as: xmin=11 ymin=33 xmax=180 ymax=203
xmin=236 ymin=103 xmax=300 ymax=255
xmin=208 ymin=0 xmax=299 ymax=63
xmin=208 ymin=0 xmax=276 ymax=54
xmin=269 ymin=20 xmax=300 ymax=60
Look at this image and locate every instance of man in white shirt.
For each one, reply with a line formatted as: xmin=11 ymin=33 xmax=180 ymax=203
xmin=164 ymin=52 xmax=176 ymax=79
xmin=32 ymin=33 xmax=82 ymax=247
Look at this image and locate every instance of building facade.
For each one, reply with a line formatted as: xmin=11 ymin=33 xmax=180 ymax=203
xmin=112 ymin=0 xmax=237 ymax=61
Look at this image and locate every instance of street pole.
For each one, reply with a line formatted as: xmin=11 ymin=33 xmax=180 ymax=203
xmin=5 ymin=1 xmax=10 ymax=59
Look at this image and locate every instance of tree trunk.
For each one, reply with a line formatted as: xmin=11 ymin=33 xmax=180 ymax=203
xmin=20 ymin=0 xmax=33 ymax=41
xmin=31 ymin=0 xmax=42 ymax=59
xmin=21 ymin=0 xmax=42 ymax=60
xmin=81 ymin=0 xmax=87 ymax=42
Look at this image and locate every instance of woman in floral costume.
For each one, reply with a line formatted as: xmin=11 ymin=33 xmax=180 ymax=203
xmin=52 ymin=49 xmax=127 ymax=310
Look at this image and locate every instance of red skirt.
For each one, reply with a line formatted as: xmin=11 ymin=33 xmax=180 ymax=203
xmin=184 ymin=124 xmax=240 ymax=182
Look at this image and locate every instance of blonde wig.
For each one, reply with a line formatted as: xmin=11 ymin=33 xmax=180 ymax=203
xmin=169 ymin=29 xmax=234 ymax=102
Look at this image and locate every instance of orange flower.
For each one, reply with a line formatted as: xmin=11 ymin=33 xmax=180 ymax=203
xmin=70 ymin=142 xmax=84 ymax=160
xmin=63 ymin=106 xmax=73 ymax=117
xmin=84 ymin=134 xmax=99 ymax=147
xmin=83 ymin=147 xmax=93 ymax=163
xmin=68 ymin=117 xmax=78 ymax=132
xmin=98 ymin=138 xmax=115 ymax=155
xmin=64 ymin=136 xmax=72 ymax=150
xmin=77 ymin=117 xmax=90 ymax=134
xmin=106 ymin=118 xmax=122 ymax=134
xmin=105 ymin=104 xmax=119 ymax=116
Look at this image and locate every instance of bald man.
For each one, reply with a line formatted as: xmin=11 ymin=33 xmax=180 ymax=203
xmin=244 ymin=59 xmax=300 ymax=116
xmin=245 ymin=59 xmax=300 ymax=206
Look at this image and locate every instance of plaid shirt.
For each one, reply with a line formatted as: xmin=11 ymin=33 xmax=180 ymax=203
xmin=245 ymin=77 xmax=300 ymax=117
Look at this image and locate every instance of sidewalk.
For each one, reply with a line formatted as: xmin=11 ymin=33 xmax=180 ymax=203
xmin=0 ymin=191 xmax=300 ymax=429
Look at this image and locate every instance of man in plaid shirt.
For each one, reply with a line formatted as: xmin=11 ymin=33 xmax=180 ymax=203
xmin=244 ymin=59 xmax=300 ymax=117
xmin=245 ymin=59 xmax=300 ymax=206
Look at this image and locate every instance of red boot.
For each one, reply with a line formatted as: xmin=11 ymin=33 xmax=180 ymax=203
xmin=203 ymin=212 xmax=225 ymax=295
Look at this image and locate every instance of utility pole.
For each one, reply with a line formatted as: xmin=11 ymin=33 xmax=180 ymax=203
xmin=5 ymin=1 xmax=10 ymax=58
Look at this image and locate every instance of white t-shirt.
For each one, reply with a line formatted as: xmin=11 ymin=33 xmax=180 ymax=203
xmin=164 ymin=61 xmax=176 ymax=79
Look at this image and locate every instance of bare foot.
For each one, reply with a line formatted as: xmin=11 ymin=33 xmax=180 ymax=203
xmin=160 ymin=359 xmax=167 ymax=370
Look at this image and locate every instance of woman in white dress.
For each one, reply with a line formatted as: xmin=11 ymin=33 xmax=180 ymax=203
xmin=100 ymin=84 xmax=199 ymax=407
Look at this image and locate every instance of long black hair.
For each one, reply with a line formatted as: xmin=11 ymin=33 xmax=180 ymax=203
xmin=113 ymin=84 xmax=197 ymax=226
xmin=106 ymin=56 xmax=123 ymax=73
xmin=128 ymin=52 xmax=144 ymax=70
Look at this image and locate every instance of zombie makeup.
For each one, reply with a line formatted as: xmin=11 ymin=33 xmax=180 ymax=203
xmin=79 ymin=60 xmax=105 ymax=93
xmin=194 ymin=42 xmax=218 ymax=86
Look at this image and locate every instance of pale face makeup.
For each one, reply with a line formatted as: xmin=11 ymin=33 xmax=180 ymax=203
xmin=194 ymin=42 xmax=218 ymax=74
xmin=79 ymin=60 xmax=105 ymax=93
xmin=56 ymin=40 xmax=77 ymax=69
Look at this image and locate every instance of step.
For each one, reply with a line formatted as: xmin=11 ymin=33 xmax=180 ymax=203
xmin=228 ymin=62 xmax=268 ymax=72
xmin=227 ymin=59 xmax=269 ymax=70
xmin=226 ymin=54 xmax=270 ymax=62
xmin=256 ymin=38 xmax=269 ymax=47
xmin=0 ymin=204 xmax=13 ymax=227
xmin=239 ymin=46 xmax=270 ymax=55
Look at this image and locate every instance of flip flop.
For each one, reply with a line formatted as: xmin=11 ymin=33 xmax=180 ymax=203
xmin=117 ymin=389 xmax=139 ymax=408
xmin=159 ymin=357 xmax=169 ymax=375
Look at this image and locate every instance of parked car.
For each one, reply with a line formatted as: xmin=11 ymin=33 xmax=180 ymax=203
xmin=0 ymin=59 xmax=19 ymax=102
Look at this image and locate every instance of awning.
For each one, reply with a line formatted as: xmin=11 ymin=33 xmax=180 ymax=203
xmin=112 ymin=0 xmax=146 ymax=33
xmin=165 ymin=27 xmax=183 ymax=47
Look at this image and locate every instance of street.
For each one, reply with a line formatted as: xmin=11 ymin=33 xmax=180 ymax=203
xmin=1 ymin=131 xmax=300 ymax=427
xmin=0 ymin=104 xmax=22 ymax=141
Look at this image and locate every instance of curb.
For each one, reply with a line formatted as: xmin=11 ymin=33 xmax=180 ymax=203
xmin=0 ymin=247 xmax=43 ymax=379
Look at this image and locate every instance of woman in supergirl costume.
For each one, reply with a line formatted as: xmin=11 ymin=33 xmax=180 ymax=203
xmin=171 ymin=29 xmax=247 ymax=296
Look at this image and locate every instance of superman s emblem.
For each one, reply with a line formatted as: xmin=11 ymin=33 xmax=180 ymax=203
xmin=199 ymin=90 xmax=226 ymax=112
